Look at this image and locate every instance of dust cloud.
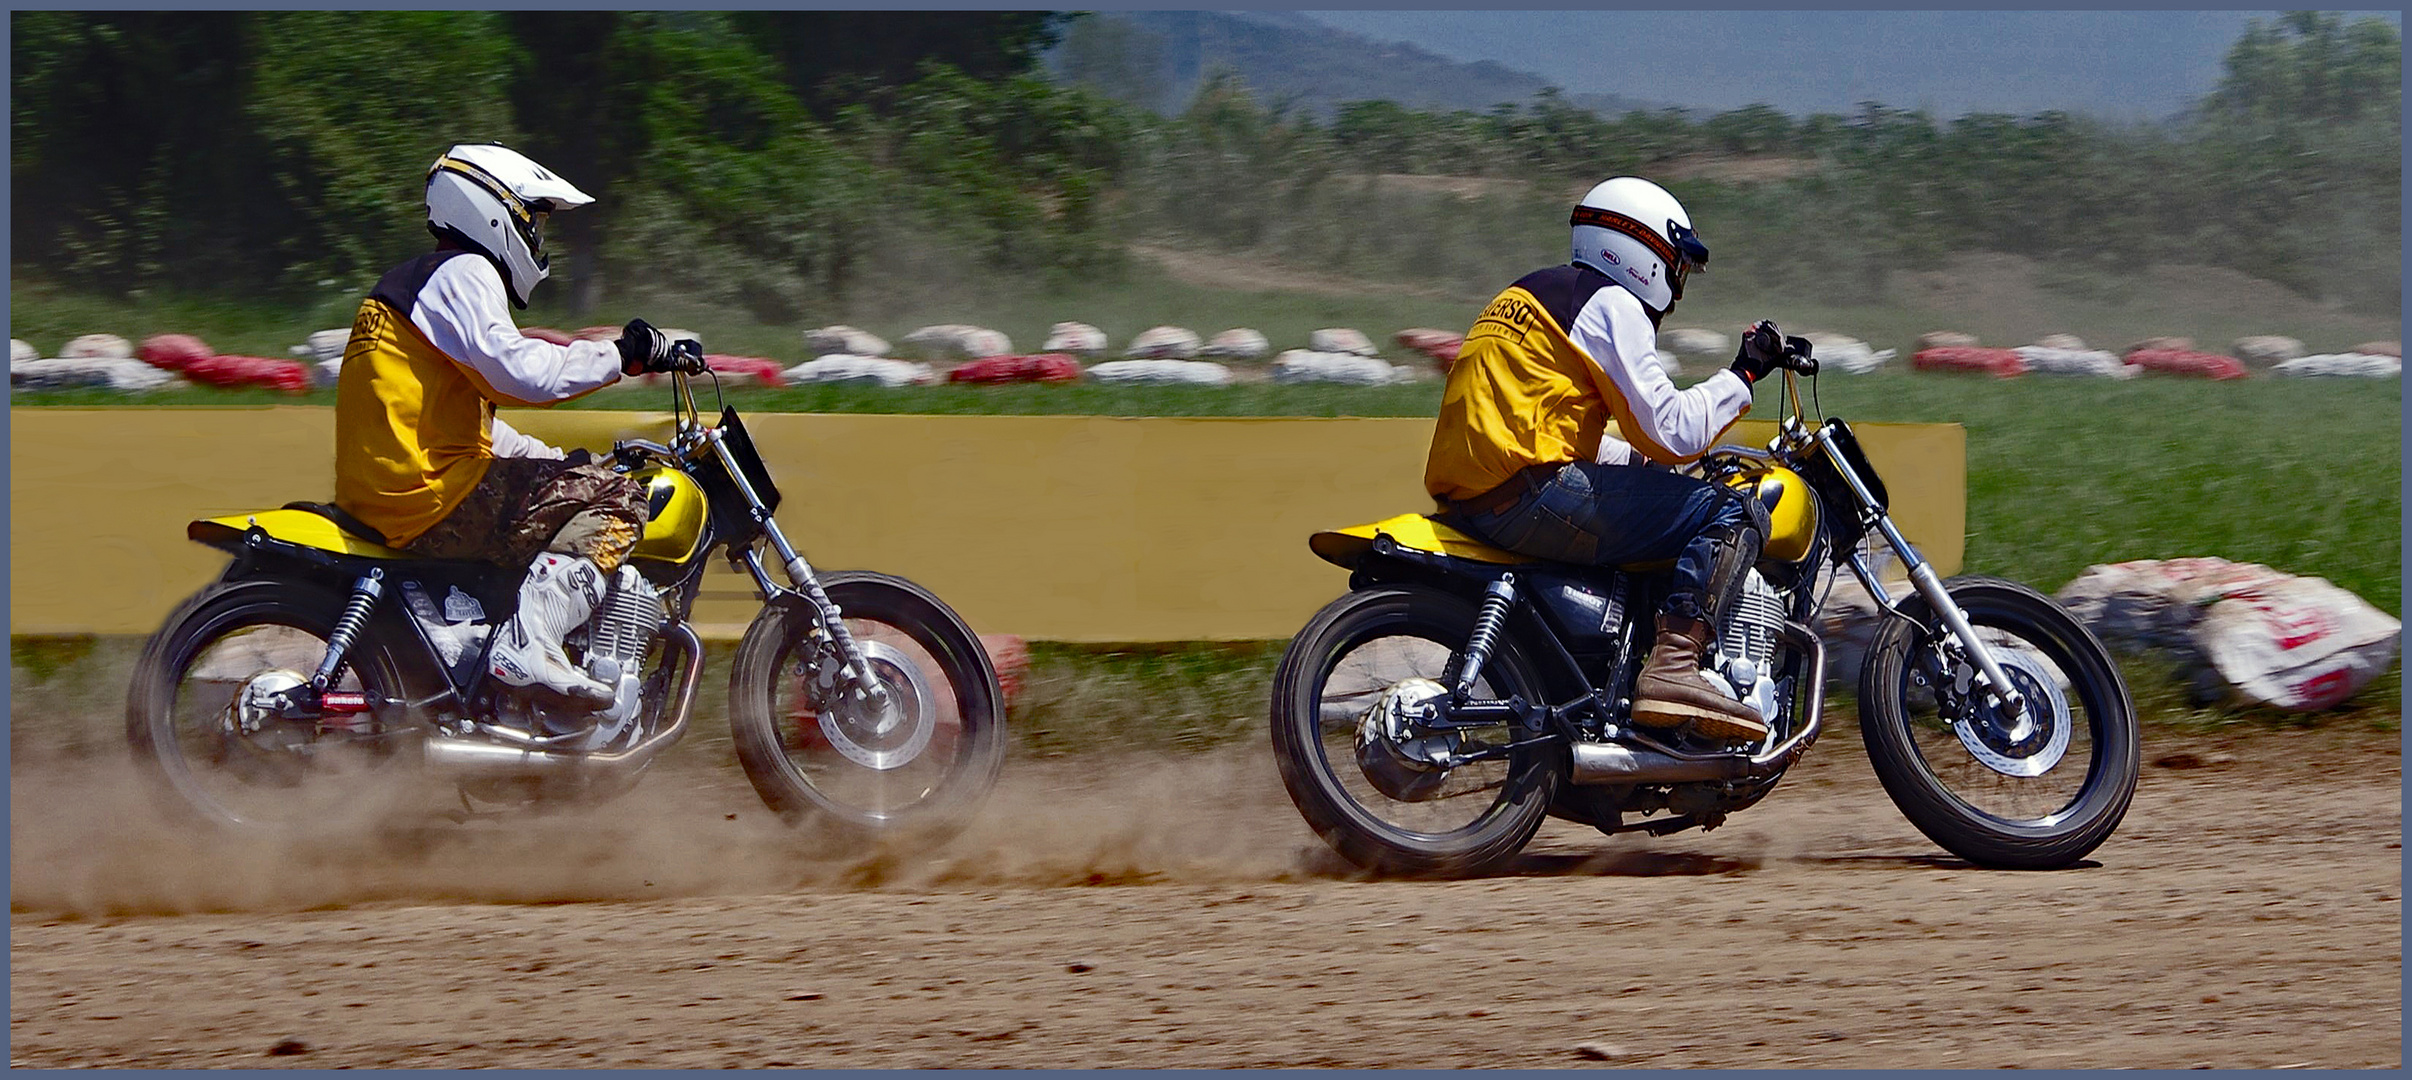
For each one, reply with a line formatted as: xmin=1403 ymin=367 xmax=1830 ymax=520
xmin=8 ymin=745 xmax=1321 ymax=918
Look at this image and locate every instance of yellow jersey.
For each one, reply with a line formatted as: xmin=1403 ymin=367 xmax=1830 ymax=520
xmin=1425 ymin=265 xmax=1752 ymax=503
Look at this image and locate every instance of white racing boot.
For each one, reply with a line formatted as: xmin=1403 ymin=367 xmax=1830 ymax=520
xmin=488 ymin=552 xmax=615 ymax=707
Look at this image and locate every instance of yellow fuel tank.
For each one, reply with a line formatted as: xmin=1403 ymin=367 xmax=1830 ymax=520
xmin=629 ymin=465 xmax=709 ymax=563
xmin=1722 ymin=464 xmax=1820 ymax=564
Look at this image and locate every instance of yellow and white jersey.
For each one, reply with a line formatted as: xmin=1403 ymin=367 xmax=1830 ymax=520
xmin=1424 ymin=265 xmax=1752 ymax=503
xmin=333 ymin=251 xmax=621 ymax=546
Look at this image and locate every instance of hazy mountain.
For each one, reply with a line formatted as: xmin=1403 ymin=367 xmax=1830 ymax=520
xmin=1046 ymin=10 xmax=1662 ymax=118
xmin=1300 ymin=10 xmax=2406 ymax=123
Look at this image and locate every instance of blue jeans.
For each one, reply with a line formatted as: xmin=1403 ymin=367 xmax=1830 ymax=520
xmin=1454 ymin=461 xmax=1760 ymax=611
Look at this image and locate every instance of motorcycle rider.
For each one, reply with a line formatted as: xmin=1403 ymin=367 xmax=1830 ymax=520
xmin=332 ymin=142 xmax=702 ymax=707
xmin=1425 ymin=176 xmax=1805 ymax=741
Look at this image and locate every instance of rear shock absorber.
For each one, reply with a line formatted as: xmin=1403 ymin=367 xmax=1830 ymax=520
xmin=310 ymin=568 xmax=385 ymax=691
xmin=1447 ymin=574 xmax=1518 ymax=701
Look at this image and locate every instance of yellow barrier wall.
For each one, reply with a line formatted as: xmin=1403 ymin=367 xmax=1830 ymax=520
xmin=9 ymin=408 xmax=1961 ymax=640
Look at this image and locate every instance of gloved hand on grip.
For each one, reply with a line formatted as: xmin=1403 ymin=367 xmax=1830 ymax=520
xmin=616 ymin=318 xmax=707 ymax=376
xmin=1780 ymin=334 xmax=1818 ymax=376
xmin=1729 ymin=320 xmax=1786 ymax=385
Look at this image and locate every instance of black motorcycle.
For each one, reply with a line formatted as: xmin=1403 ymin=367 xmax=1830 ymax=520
xmin=1271 ymin=340 xmax=2138 ymax=875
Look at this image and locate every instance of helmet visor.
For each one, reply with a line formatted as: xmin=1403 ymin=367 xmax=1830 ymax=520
xmin=1667 ymin=220 xmax=1708 ymax=300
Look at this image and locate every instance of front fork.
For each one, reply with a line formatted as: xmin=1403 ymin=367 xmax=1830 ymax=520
xmin=1816 ymin=432 xmax=2031 ymax=733
xmin=705 ymin=429 xmax=889 ymax=710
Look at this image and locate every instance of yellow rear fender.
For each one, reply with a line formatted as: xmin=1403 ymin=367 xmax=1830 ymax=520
xmin=188 ymin=508 xmax=413 ymax=559
xmin=1308 ymin=513 xmax=1530 ymax=569
xmin=1309 ymin=513 xmax=1679 ymax=574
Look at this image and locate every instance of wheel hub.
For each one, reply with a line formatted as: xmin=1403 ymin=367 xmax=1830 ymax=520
xmin=228 ymin=669 xmax=310 ymax=735
xmin=1356 ymin=677 xmax=1456 ymax=802
xmin=815 ymin=641 xmax=936 ymax=771
xmin=1946 ymin=648 xmax=2071 ymax=778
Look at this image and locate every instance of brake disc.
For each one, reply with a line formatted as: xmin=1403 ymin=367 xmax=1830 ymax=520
xmin=816 ymin=640 xmax=937 ymax=771
xmin=1949 ymin=647 xmax=2072 ymax=778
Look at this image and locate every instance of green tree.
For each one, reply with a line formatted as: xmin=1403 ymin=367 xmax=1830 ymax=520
xmin=246 ymin=12 xmax=524 ymax=291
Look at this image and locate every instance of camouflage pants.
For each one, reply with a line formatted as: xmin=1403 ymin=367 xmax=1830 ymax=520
xmin=407 ymin=457 xmax=647 ymax=572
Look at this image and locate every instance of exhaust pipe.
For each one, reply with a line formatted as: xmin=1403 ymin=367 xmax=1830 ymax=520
xmin=424 ymin=623 xmax=706 ymax=781
xmin=1570 ymin=741 xmax=1753 ymax=784
xmin=1570 ymin=620 xmax=1826 ymax=786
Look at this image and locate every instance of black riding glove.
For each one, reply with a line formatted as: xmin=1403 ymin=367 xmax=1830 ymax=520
xmin=616 ymin=318 xmax=705 ymax=376
xmin=1729 ymin=320 xmax=1785 ymax=385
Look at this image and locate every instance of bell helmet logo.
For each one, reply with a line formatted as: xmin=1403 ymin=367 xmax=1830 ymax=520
xmin=1599 ymin=247 xmax=1621 ymax=265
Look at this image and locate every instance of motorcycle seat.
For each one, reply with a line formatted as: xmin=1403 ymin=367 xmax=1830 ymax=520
xmin=188 ymin=506 xmax=416 ymax=560
xmin=1309 ymin=513 xmax=1675 ymax=574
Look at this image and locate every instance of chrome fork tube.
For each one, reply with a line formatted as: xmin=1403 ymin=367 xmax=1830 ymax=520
xmin=1815 ymin=427 xmax=2028 ymax=723
xmin=704 ymin=428 xmax=877 ymax=692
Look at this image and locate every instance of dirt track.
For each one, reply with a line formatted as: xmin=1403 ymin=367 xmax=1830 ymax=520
xmin=10 ymin=725 xmax=2401 ymax=1069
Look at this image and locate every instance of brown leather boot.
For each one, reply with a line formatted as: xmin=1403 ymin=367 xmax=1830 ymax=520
xmin=1631 ymin=613 xmax=1770 ymax=741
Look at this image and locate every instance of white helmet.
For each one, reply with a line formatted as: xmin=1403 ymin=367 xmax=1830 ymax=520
xmin=1569 ymin=176 xmax=1709 ymax=314
xmin=425 ymin=143 xmax=594 ymax=308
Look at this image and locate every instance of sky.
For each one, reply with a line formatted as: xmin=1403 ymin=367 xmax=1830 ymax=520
xmin=1298 ymin=10 xmax=2404 ymax=120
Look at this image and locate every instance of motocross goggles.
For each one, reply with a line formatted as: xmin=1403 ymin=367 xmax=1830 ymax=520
xmin=1570 ymin=206 xmax=1710 ymax=299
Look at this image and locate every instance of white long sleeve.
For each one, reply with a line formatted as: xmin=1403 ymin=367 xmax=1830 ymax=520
xmin=1566 ymin=285 xmax=1752 ymax=466
xmin=488 ymin=415 xmax=566 ymax=460
xmin=409 ymin=255 xmax=623 ymax=407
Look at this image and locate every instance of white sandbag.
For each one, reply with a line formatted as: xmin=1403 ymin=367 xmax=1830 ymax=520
xmin=11 ymin=339 xmax=37 ymax=365
xmin=1199 ymin=328 xmax=1270 ymax=360
xmin=1085 ymin=359 xmax=1232 ymax=386
xmin=11 ymin=356 xmax=182 ymax=392
xmin=2056 ymin=558 xmax=2401 ymax=712
xmin=305 ymin=328 xmax=349 ymax=365
xmin=2033 ymin=333 xmax=2088 ymax=351
xmin=1810 ymin=334 xmax=1895 ymax=375
xmin=781 ymin=355 xmax=933 ymax=388
xmin=898 ymin=324 xmax=1008 ymax=360
xmin=805 ymin=325 xmax=891 ymax=358
xmin=1656 ymin=327 xmax=1729 ymax=357
xmin=1124 ymin=325 xmax=1202 ymax=359
xmin=1271 ymin=350 xmax=1405 ymax=386
xmin=1042 ymin=321 xmax=1108 ymax=356
xmin=2013 ymin=345 xmax=2136 ymax=379
xmin=2231 ymin=335 xmax=2304 ymax=367
xmin=297 ymin=328 xmax=352 ymax=387
xmin=2272 ymin=353 xmax=2401 ymax=378
xmin=61 ymin=333 xmax=133 ymax=359
xmin=1307 ymin=327 xmax=1377 ymax=356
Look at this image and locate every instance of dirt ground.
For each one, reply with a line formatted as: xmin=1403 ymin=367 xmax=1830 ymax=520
xmin=9 ymin=723 xmax=2400 ymax=1069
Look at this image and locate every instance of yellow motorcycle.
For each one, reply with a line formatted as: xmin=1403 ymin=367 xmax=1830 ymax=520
xmin=127 ymin=369 xmax=1004 ymax=838
xmin=1272 ymin=343 xmax=2138 ymax=875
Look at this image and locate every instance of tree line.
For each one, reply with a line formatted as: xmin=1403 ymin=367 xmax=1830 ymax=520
xmin=11 ymin=11 xmax=2399 ymax=320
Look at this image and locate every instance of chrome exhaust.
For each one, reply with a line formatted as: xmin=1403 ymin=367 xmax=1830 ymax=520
xmin=1570 ymin=620 xmax=1827 ymax=786
xmin=423 ymin=623 xmax=706 ymax=780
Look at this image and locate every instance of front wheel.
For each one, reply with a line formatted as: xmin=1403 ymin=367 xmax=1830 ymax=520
xmin=729 ymin=572 xmax=1005 ymax=843
xmin=1859 ymin=575 xmax=2139 ymax=869
xmin=1270 ymin=585 xmax=1561 ymax=877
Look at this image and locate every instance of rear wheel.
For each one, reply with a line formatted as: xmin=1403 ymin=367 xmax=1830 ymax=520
xmin=126 ymin=578 xmax=416 ymax=835
xmin=1270 ymin=585 xmax=1560 ymax=877
xmin=729 ymin=572 xmax=1005 ymax=843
